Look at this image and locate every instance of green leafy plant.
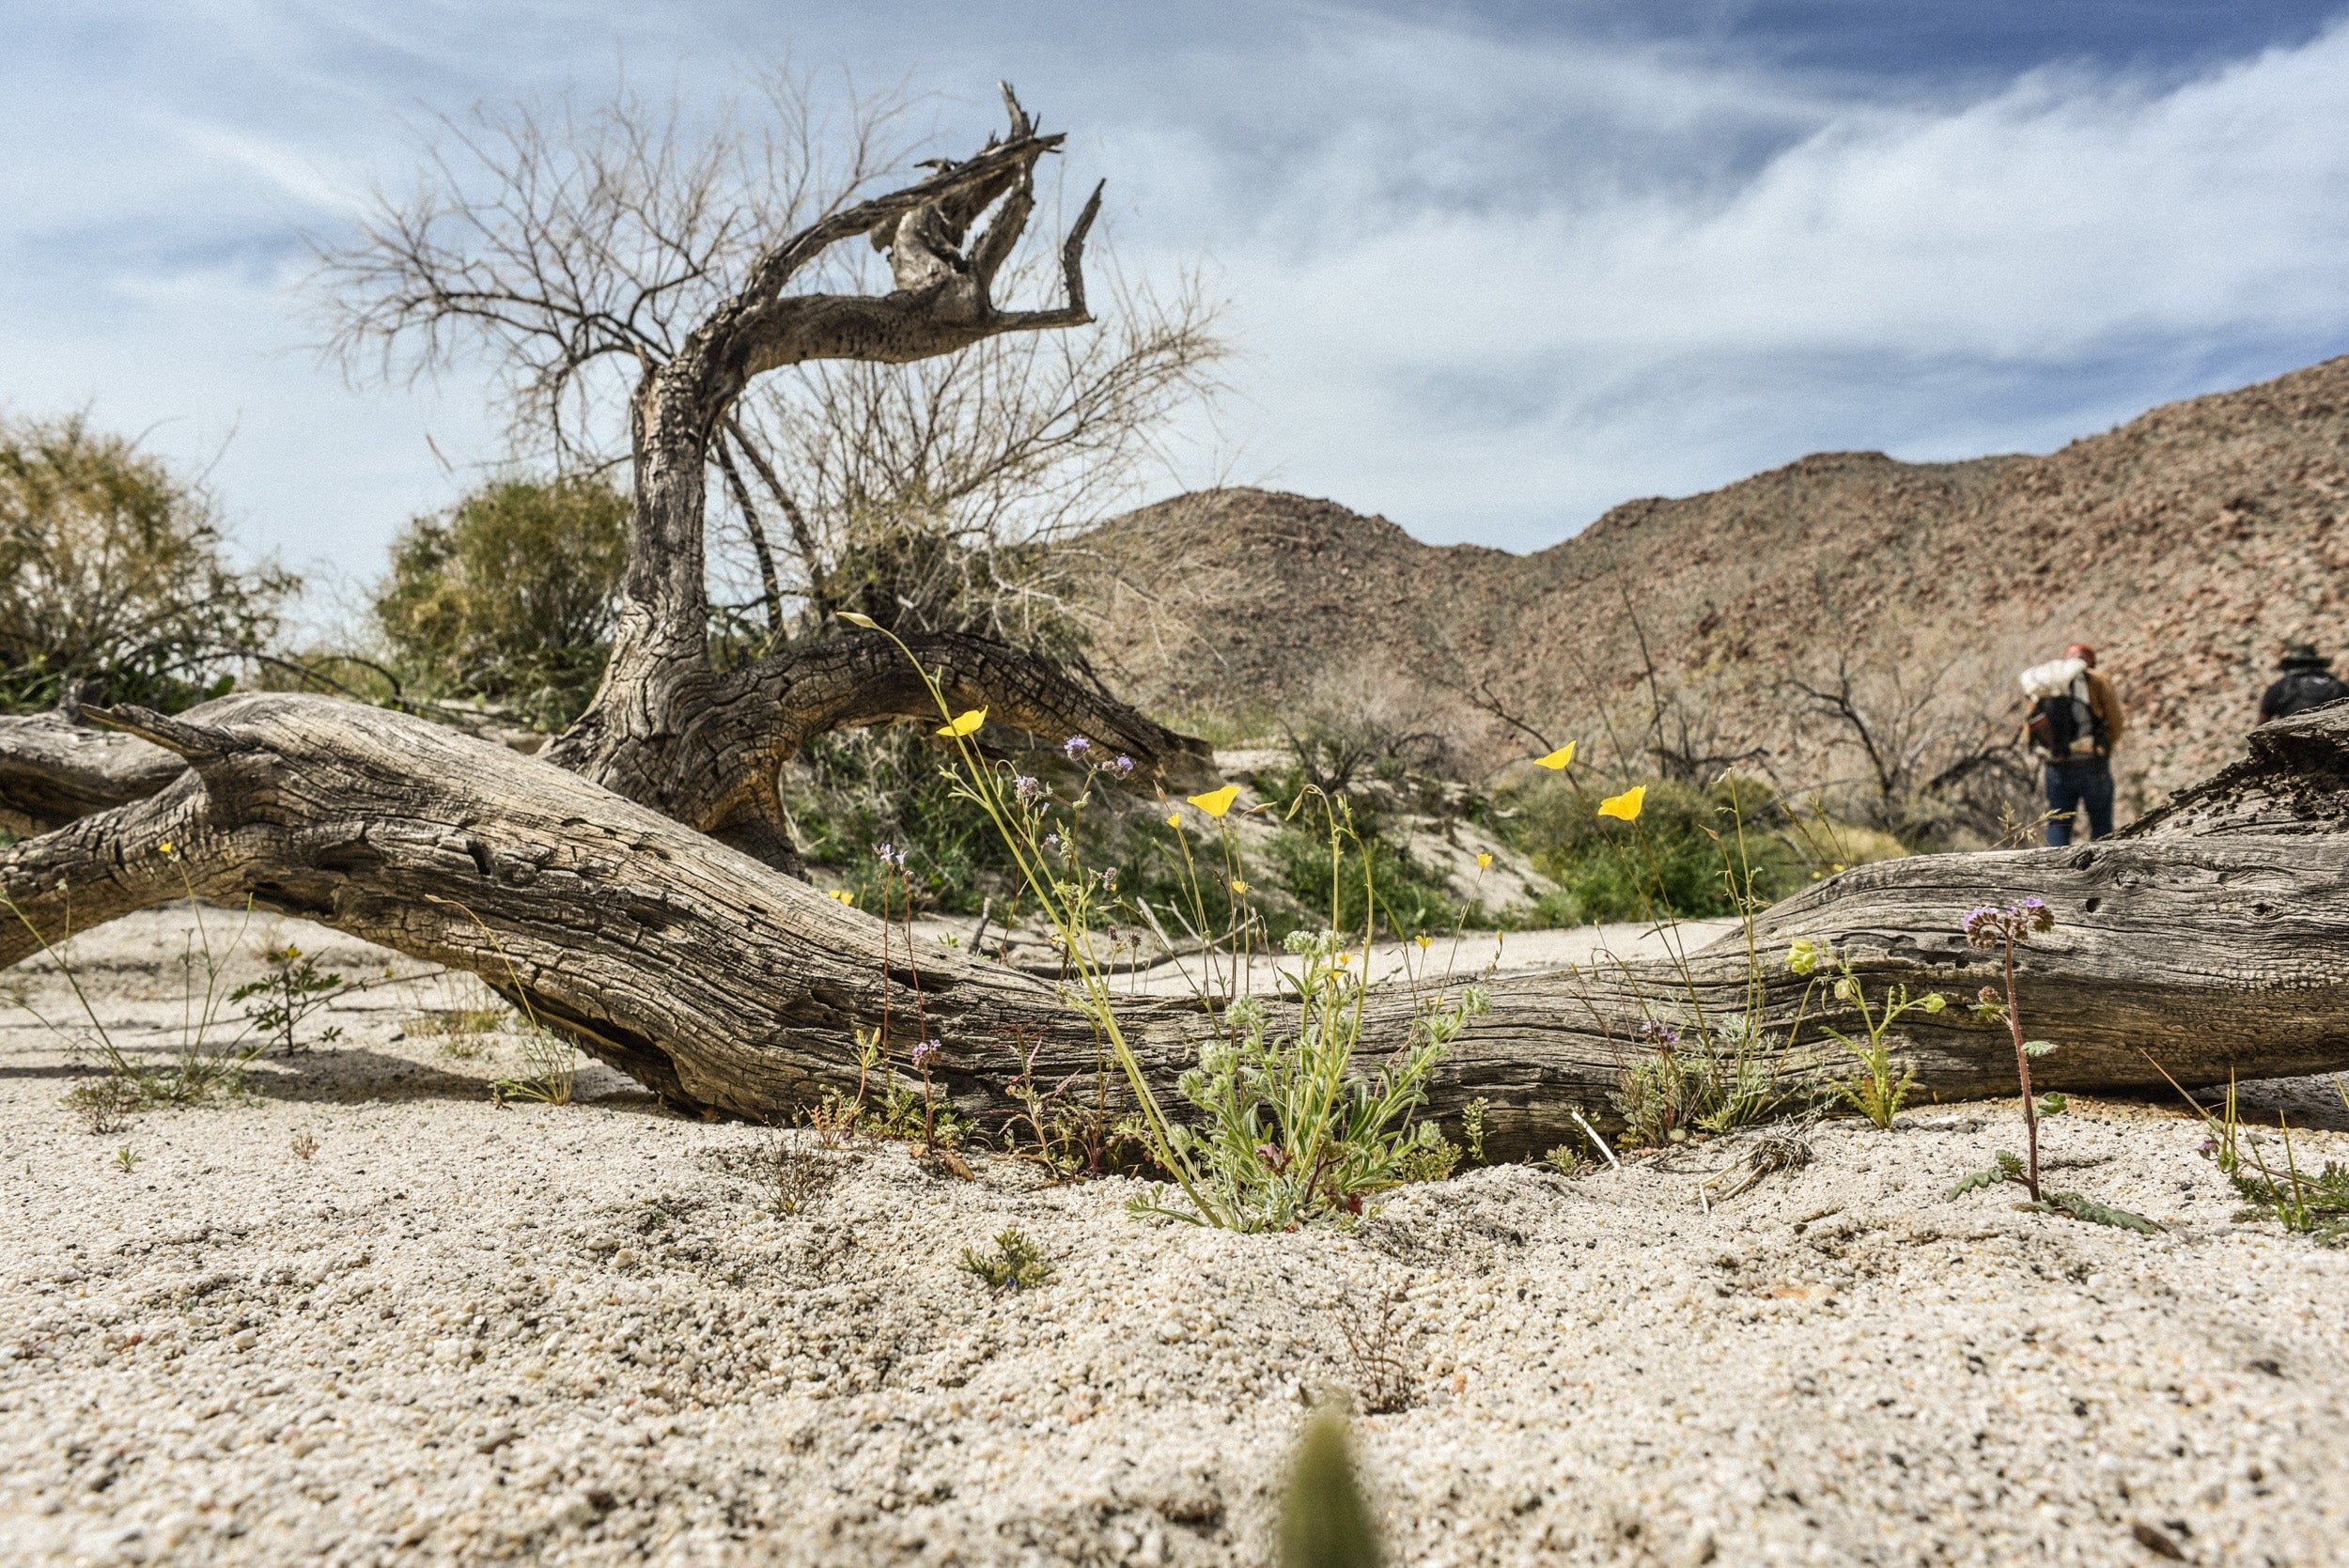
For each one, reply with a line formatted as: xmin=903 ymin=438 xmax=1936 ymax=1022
xmin=1151 ymin=931 xmax=1486 ymax=1228
xmin=2 ymin=411 xmax=296 ymax=714
xmin=957 ymin=1228 xmax=1053 ymax=1292
xmin=2148 ymin=1058 xmax=2349 ymax=1246
xmin=230 ymin=942 xmax=350 ymax=1055
xmin=371 ymin=474 xmax=629 ymax=731
xmin=112 ymin=1147 xmax=141 ymax=1174
xmin=852 ymin=613 xmax=1486 ymax=1232
xmin=1461 ymin=1097 xmax=1489 ymax=1165
xmin=1808 ymin=946 xmax=1944 ymax=1129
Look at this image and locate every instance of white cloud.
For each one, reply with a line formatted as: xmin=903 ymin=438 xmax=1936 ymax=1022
xmin=1109 ymin=13 xmax=2349 ymax=542
xmin=3 ymin=0 xmax=2346 ymax=596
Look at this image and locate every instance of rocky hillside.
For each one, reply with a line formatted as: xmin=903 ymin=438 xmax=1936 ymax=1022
xmin=1073 ymin=355 xmax=2349 ymax=815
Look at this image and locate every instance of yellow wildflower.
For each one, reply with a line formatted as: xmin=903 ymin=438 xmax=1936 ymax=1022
xmin=831 ymin=889 xmax=855 ymax=905
xmin=837 ymin=611 xmax=879 ymax=629
xmin=1188 ymin=784 xmax=1240 ymax=817
xmin=1535 ymin=742 xmax=1576 ymax=770
xmin=1414 ymin=934 xmax=1432 ymax=951
xmin=936 ymin=708 xmax=987 ymax=737
xmin=1335 ymin=953 xmax=1352 ymax=967
xmin=1166 ymin=812 xmax=1181 ymax=829
xmin=1229 ymin=878 xmax=1249 ymax=895
xmin=1476 ymin=852 xmax=1493 ymax=871
xmin=1596 ymin=784 xmax=1646 ymax=822
xmin=157 ymin=841 xmax=177 ymax=856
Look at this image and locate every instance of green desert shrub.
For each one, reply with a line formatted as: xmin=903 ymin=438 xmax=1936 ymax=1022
xmin=372 ymin=474 xmax=629 ymax=729
xmin=0 ymin=412 xmax=296 ymax=713
xmin=1501 ymin=773 xmax=1809 ymax=923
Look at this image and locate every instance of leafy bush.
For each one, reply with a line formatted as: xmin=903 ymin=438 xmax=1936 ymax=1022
xmin=1266 ymin=818 xmax=1460 ymax=940
xmin=372 ymin=474 xmax=628 ymax=729
xmin=1501 ymin=773 xmax=1810 ymax=923
xmin=0 ymin=412 xmax=296 ymax=713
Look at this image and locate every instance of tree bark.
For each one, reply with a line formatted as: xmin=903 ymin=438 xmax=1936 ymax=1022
xmin=538 ymin=91 xmax=1129 ymax=873
xmin=8 ymin=693 xmax=2348 ymax=1159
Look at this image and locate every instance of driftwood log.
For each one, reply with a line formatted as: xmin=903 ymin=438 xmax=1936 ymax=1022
xmin=4 ymin=692 xmax=2347 ymax=1159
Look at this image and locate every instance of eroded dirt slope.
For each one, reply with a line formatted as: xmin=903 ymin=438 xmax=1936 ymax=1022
xmin=1077 ymin=357 xmax=2349 ymax=803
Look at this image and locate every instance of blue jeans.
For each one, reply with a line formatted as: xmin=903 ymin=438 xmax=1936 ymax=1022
xmin=2045 ymin=759 xmax=2113 ymax=845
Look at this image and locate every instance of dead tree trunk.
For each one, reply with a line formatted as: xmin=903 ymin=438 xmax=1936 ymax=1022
xmin=519 ymin=87 xmax=1212 ymax=873
xmin=7 ymin=693 xmax=2349 ymax=1159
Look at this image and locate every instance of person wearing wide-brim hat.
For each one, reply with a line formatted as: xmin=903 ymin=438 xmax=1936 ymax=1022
xmin=2259 ymin=642 xmax=2349 ymax=723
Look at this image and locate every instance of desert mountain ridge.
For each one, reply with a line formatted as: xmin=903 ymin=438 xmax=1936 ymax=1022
xmin=1072 ymin=354 xmax=2349 ymax=813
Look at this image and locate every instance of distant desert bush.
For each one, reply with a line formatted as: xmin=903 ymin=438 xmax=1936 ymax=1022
xmin=0 ymin=412 xmax=296 ymax=713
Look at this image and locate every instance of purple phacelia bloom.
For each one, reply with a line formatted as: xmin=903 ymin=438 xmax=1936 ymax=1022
xmin=1109 ymin=754 xmax=1135 ymax=779
xmin=1639 ymin=1019 xmax=1680 ymax=1048
xmin=1013 ymin=774 xmax=1043 ymax=803
xmin=911 ymin=1039 xmax=941 ymax=1069
xmin=1063 ymin=736 xmax=1094 ymax=760
xmin=1965 ymin=897 xmax=2056 ymax=949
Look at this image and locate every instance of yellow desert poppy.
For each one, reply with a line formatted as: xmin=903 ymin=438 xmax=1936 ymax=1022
xmin=1166 ymin=812 xmax=1181 ymax=829
xmin=936 ymin=708 xmax=987 ymax=737
xmin=1476 ymin=852 xmax=1493 ymax=871
xmin=1597 ymin=785 xmax=1646 ymax=822
xmin=1188 ymin=784 xmax=1240 ymax=817
xmin=837 ymin=611 xmax=879 ymax=629
xmin=1414 ymin=934 xmax=1432 ymax=950
xmin=1535 ymin=742 xmax=1576 ymax=770
xmin=1230 ymin=878 xmax=1249 ymax=895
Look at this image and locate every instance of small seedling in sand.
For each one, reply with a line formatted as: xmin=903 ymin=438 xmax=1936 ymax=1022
xmin=1279 ymin=1405 xmax=1382 ymax=1568
xmin=290 ymin=1130 xmax=320 ymax=1162
xmin=957 ymin=1228 xmax=1052 ymax=1292
xmin=1812 ymin=955 xmax=1942 ymax=1130
xmin=113 ymin=1147 xmax=141 ymax=1174
xmin=230 ymin=942 xmax=350 ymax=1055
xmin=1945 ymin=899 xmax=2156 ymax=1233
xmin=1333 ymin=1285 xmax=1418 ymax=1414
xmin=1461 ymin=1097 xmax=1489 ymax=1164
xmin=65 ymin=1076 xmax=137 ymax=1137
xmin=763 ymin=1130 xmax=838 ymax=1216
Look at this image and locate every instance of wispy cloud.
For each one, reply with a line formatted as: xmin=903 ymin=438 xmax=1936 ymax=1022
xmin=2 ymin=0 xmax=2345 ymax=604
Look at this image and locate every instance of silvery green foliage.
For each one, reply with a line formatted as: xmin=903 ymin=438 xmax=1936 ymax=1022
xmin=1132 ymin=930 xmax=1488 ymax=1232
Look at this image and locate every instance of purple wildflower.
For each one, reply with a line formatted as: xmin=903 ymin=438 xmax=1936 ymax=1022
xmin=1013 ymin=774 xmax=1043 ymax=804
xmin=873 ymin=841 xmax=906 ymax=871
xmin=1639 ymin=1019 xmax=1680 ymax=1049
xmin=911 ymin=1039 xmax=941 ymax=1070
xmin=1063 ymin=735 xmax=1095 ymax=761
xmin=1109 ymin=754 xmax=1135 ymax=779
xmin=1965 ymin=897 xmax=2056 ymax=949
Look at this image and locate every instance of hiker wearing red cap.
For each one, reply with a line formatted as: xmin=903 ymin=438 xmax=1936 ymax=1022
xmin=2019 ymin=644 xmax=2126 ymax=844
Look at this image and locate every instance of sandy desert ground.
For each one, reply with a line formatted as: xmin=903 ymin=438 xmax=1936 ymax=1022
xmin=3 ymin=907 xmax=2345 ymax=1565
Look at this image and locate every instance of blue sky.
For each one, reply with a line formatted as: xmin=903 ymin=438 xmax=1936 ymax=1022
xmin=5 ymin=1 xmax=2347 ymax=615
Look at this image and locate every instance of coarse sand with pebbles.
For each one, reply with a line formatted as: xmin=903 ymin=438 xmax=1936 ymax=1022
xmin=3 ymin=908 xmax=2347 ymax=1566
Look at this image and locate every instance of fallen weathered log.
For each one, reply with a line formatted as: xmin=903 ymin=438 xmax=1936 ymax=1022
xmin=4 ymin=691 xmax=2346 ymax=1159
xmin=0 ymin=706 xmax=183 ymax=835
